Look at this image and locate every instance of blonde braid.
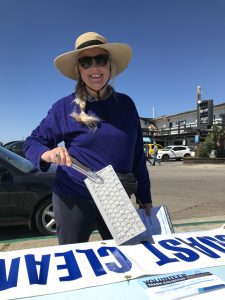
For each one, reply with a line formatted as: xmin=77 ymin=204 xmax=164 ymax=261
xmin=71 ymin=78 xmax=100 ymax=130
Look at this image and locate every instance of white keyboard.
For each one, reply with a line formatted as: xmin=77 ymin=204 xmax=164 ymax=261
xmin=85 ymin=165 xmax=146 ymax=245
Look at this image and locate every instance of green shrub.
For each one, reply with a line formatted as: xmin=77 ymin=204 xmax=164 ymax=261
xmin=196 ymin=139 xmax=213 ymax=157
xmin=196 ymin=125 xmax=225 ymax=158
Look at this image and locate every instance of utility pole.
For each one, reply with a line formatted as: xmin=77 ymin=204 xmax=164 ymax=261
xmin=196 ymin=85 xmax=201 ymax=145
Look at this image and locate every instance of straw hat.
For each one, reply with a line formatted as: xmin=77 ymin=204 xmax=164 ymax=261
xmin=54 ymin=32 xmax=132 ymax=80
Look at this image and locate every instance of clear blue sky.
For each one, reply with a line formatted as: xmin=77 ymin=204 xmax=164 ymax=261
xmin=1 ymin=0 xmax=225 ymax=144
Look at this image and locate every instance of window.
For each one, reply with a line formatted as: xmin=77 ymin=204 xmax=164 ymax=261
xmin=178 ymin=120 xmax=186 ymax=126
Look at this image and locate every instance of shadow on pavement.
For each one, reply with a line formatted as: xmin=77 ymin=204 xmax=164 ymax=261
xmin=0 ymin=225 xmax=45 ymax=242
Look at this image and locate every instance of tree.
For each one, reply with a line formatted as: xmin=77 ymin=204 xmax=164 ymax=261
xmin=196 ymin=125 xmax=225 ymax=158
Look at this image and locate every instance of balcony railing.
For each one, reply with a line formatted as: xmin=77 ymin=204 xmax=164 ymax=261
xmin=142 ymin=120 xmax=225 ymax=137
xmin=142 ymin=124 xmax=197 ymax=136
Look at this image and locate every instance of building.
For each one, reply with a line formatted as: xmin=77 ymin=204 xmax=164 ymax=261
xmin=141 ymin=102 xmax=225 ymax=149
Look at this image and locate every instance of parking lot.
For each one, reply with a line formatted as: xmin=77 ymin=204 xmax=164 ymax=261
xmin=1 ymin=161 xmax=225 ymax=251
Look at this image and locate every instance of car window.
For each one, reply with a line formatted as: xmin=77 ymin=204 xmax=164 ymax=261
xmin=0 ymin=146 xmax=36 ymax=173
xmin=13 ymin=143 xmax=23 ymax=150
xmin=4 ymin=144 xmax=13 ymax=150
xmin=163 ymin=146 xmax=172 ymax=151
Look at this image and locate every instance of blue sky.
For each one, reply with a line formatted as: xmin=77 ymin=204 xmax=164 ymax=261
xmin=1 ymin=0 xmax=225 ymax=143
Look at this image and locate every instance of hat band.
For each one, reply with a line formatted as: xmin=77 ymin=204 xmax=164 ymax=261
xmin=77 ymin=40 xmax=105 ymax=50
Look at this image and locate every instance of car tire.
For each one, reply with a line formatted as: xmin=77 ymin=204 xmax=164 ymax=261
xmin=184 ymin=153 xmax=191 ymax=158
xmin=35 ymin=197 xmax=56 ymax=236
xmin=162 ymin=154 xmax=169 ymax=162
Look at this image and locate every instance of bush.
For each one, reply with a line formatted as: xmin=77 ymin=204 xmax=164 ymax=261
xmin=196 ymin=125 xmax=225 ymax=158
xmin=196 ymin=139 xmax=213 ymax=157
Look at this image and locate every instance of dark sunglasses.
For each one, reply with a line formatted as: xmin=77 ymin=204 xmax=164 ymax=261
xmin=78 ymin=54 xmax=110 ymax=69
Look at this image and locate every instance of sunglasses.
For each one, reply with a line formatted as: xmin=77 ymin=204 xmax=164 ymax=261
xmin=78 ymin=54 xmax=110 ymax=69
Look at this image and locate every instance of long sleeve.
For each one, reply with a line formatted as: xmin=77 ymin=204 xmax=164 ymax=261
xmin=24 ymin=99 xmax=65 ymax=171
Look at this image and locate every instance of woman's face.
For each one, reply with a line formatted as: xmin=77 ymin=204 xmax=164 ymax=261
xmin=77 ymin=48 xmax=110 ymax=95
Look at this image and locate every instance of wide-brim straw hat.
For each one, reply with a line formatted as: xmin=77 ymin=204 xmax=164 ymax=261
xmin=54 ymin=32 xmax=132 ymax=81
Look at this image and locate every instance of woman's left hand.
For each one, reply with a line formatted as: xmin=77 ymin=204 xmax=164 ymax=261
xmin=144 ymin=203 xmax=153 ymax=216
xmin=139 ymin=203 xmax=153 ymax=216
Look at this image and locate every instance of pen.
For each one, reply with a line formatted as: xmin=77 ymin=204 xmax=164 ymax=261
xmin=198 ymin=283 xmax=225 ymax=293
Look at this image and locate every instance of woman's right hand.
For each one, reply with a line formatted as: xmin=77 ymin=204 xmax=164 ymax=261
xmin=41 ymin=147 xmax=72 ymax=166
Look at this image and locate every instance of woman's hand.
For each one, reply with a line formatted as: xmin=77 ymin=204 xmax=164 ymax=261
xmin=139 ymin=202 xmax=153 ymax=216
xmin=144 ymin=203 xmax=153 ymax=216
xmin=41 ymin=147 xmax=72 ymax=166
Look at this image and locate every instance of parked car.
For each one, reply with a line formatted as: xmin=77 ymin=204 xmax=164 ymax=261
xmin=0 ymin=146 xmax=57 ymax=235
xmin=3 ymin=140 xmax=25 ymax=157
xmin=157 ymin=145 xmax=191 ymax=162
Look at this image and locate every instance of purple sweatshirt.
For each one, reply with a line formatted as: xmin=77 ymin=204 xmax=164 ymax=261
xmin=24 ymin=92 xmax=151 ymax=204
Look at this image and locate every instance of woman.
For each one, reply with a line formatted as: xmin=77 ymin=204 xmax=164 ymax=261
xmin=24 ymin=32 xmax=152 ymax=245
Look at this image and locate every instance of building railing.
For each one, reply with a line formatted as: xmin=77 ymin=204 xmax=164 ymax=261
xmin=141 ymin=120 xmax=225 ymax=138
xmin=142 ymin=124 xmax=197 ymax=136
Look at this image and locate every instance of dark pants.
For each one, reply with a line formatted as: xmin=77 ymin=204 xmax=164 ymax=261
xmin=52 ymin=193 xmax=112 ymax=245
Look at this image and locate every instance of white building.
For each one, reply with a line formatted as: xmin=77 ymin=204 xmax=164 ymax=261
xmin=140 ymin=102 xmax=225 ymax=148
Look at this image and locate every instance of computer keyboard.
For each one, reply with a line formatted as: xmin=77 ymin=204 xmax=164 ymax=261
xmin=85 ymin=165 xmax=146 ymax=245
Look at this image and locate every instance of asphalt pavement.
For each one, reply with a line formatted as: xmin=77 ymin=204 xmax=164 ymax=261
xmin=147 ymin=161 xmax=225 ymax=221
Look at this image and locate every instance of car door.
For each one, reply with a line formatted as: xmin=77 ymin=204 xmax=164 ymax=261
xmin=0 ymin=164 xmax=10 ymax=216
xmin=0 ymin=162 xmax=25 ymax=221
xmin=172 ymin=147 xmax=184 ymax=158
xmin=170 ymin=147 xmax=179 ymax=158
xmin=169 ymin=147 xmax=178 ymax=158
